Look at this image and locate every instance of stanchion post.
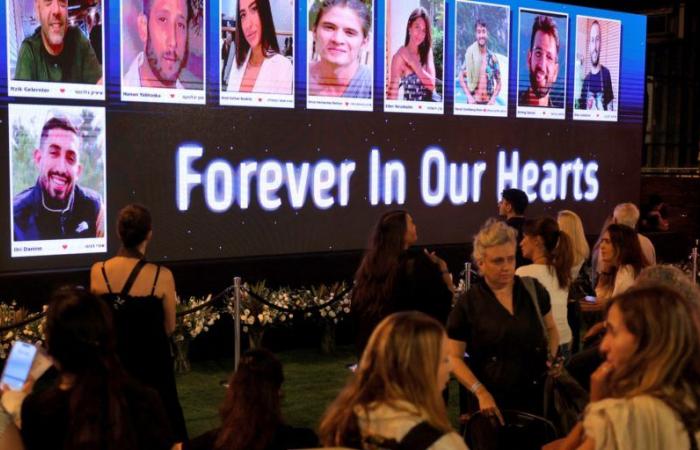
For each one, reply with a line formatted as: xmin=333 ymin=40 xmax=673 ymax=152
xmin=233 ymin=277 xmax=241 ymax=372
xmin=465 ymin=262 xmax=472 ymax=292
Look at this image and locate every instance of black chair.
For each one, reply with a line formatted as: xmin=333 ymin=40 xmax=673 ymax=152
xmin=462 ymin=409 xmax=558 ymax=450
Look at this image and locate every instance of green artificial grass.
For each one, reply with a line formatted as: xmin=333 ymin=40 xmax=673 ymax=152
xmin=177 ymin=346 xmax=461 ymax=439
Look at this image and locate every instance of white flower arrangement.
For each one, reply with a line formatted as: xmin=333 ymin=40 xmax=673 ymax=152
xmin=304 ymin=282 xmax=352 ymax=326
xmin=230 ymin=281 xmax=352 ymax=332
xmin=173 ymin=294 xmax=220 ymax=343
xmin=233 ymin=281 xmax=293 ymax=333
xmin=0 ymin=301 xmax=46 ymax=359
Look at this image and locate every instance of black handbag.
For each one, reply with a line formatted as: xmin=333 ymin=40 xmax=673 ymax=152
xmin=521 ymin=277 xmax=590 ymax=437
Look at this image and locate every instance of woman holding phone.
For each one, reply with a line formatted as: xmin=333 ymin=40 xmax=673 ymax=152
xmin=90 ymin=204 xmax=187 ymax=445
xmin=20 ymin=287 xmax=175 ymax=450
xmin=226 ymin=0 xmax=293 ymax=94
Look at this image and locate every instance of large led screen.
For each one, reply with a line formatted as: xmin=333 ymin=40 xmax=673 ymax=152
xmin=0 ymin=0 xmax=646 ymax=274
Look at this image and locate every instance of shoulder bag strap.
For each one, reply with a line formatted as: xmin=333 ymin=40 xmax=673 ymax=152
xmin=521 ymin=276 xmax=549 ymax=344
xmin=398 ymin=421 xmax=444 ymax=450
xmin=100 ymin=262 xmax=113 ymax=294
xmin=120 ymin=259 xmax=148 ymax=296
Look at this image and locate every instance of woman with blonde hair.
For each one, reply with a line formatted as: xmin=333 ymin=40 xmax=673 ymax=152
xmin=557 ymin=210 xmax=590 ymax=277
xmin=557 ymin=210 xmax=591 ymax=354
xmin=554 ymin=285 xmax=700 ymax=449
xmin=319 ymin=311 xmax=467 ymax=449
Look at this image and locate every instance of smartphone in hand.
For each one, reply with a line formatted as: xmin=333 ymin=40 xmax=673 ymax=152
xmin=1 ymin=341 xmax=37 ymax=390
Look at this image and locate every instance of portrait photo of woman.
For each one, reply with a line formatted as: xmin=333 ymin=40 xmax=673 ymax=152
xmin=386 ymin=7 xmax=437 ymax=102
xmin=223 ymin=0 xmax=293 ymax=95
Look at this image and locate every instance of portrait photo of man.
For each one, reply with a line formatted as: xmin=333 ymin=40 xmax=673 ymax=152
xmin=517 ymin=11 xmax=567 ymax=109
xmin=10 ymin=0 xmax=103 ymax=84
xmin=307 ymin=0 xmax=373 ymax=99
xmin=575 ymin=17 xmax=620 ymax=113
xmin=459 ymin=19 xmax=501 ymax=105
xmin=11 ymin=107 xmax=106 ymax=244
xmin=122 ymin=0 xmax=203 ymax=90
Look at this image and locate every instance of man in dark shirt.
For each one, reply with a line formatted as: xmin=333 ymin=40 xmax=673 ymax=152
xmin=498 ymin=188 xmax=531 ymax=267
xmin=14 ymin=0 xmax=102 ymax=83
xmin=13 ymin=116 xmax=104 ymax=241
xmin=578 ymin=21 xmax=614 ymax=111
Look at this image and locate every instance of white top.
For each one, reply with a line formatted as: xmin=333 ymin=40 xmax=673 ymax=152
xmin=516 ymin=264 xmax=572 ymax=344
xmin=123 ymin=51 xmax=185 ymax=89
xmin=226 ymin=50 xmax=293 ymax=94
xmin=583 ymin=395 xmax=699 ymax=450
xmin=638 ymin=233 xmax=656 ymax=266
xmin=355 ymin=400 xmax=468 ymax=450
xmin=612 ymin=264 xmax=636 ymax=296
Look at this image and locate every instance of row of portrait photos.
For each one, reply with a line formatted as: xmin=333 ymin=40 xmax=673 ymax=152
xmin=5 ymin=0 xmax=622 ymax=121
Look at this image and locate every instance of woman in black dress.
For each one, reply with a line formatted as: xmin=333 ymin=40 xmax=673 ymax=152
xmin=90 ymin=204 xmax=187 ymax=445
xmin=351 ymin=210 xmax=454 ymax=356
xmin=446 ymin=218 xmax=560 ymax=448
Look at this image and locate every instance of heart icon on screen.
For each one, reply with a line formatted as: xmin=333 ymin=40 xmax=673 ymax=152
xmin=258 ymin=98 xmax=262 ymax=102
xmin=345 ymin=102 xmax=349 ymax=106
xmin=170 ymin=93 xmax=175 ymax=98
xmin=418 ymin=105 xmax=422 ymax=109
xmin=60 ymin=88 xmax=65 ymax=93
xmin=62 ymin=244 xmax=68 ymax=249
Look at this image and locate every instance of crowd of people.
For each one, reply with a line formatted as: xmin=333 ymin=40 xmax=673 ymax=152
xmin=1 ymin=193 xmax=699 ymax=450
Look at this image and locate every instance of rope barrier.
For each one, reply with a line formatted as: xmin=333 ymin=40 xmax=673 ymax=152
xmin=175 ymin=286 xmax=233 ymax=318
xmin=0 ymin=286 xmax=234 ymax=334
xmin=240 ymin=285 xmax=352 ymax=314
xmin=0 ymin=312 xmax=46 ymax=334
xmin=0 ymin=284 xmax=351 ymax=334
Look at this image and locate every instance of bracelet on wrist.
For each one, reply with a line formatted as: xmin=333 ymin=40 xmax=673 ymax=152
xmin=469 ymin=381 xmax=483 ymax=394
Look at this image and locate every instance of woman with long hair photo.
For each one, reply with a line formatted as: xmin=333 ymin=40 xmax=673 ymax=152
xmin=387 ymin=7 xmax=437 ymax=101
xmin=226 ymin=0 xmax=293 ymax=94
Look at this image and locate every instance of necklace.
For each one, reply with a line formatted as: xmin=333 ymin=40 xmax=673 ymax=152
xmin=41 ymin=188 xmax=73 ymax=213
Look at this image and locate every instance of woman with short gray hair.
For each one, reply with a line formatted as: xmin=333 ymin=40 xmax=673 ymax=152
xmin=447 ymin=218 xmax=560 ymax=443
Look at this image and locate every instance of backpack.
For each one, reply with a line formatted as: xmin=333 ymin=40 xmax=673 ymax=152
xmin=363 ymin=421 xmax=445 ymax=450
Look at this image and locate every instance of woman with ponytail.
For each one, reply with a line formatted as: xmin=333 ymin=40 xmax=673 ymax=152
xmin=90 ymin=204 xmax=187 ymax=445
xmin=516 ymin=216 xmax=575 ymax=359
xmin=21 ymin=286 xmax=175 ymax=450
